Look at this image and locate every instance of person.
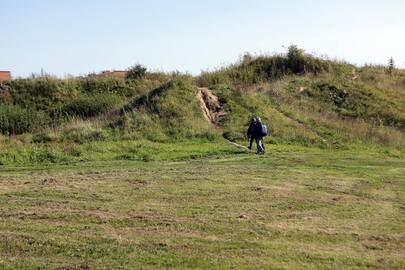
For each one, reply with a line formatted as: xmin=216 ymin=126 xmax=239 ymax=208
xmin=247 ymin=116 xmax=265 ymax=154
xmin=247 ymin=117 xmax=257 ymax=150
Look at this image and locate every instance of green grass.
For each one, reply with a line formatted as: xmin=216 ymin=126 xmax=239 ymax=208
xmin=0 ymin=147 xmax=404 ymax=269
xmin=0 ymin=137 xmax=243 ymax=165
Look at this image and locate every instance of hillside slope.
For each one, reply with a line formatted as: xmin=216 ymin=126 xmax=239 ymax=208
xmin=0 ymin=47 xmax=404 ymax=164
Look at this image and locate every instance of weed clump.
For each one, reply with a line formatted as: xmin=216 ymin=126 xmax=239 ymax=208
xmin=62 ymin=121 xmax=108 ymax=143
xmin=32 ymin=132 xmax=59 ymax=143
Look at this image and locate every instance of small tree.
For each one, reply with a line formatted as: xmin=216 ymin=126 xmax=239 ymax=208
xmin=241 ymin=52 xmax=253 ymax=65
xmin=388 ymin=57 xmax=395 ymax=75
xmin=286 ymin=45 xmax=306 ymax=74
xmin=126 ymin=64 xmax=147 ymax=80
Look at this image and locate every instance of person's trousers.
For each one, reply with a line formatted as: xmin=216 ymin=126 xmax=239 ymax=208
xmin=255 ymin=137 xmax=265 ymax=153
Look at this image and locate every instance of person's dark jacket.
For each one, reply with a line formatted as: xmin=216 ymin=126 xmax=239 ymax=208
xmin=247 ymin=121 xmax=262 ymax=138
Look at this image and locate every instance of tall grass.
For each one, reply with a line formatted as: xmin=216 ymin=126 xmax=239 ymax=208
xmin=0 ymin=104 xmax=50 ymax=134
xmin=0 ymin=73 xmax=171 ymax=135
xmin=198 ymin=46 xmax=331 ymax=88
xmin=59 ymin=93 xmax=123 ymax=118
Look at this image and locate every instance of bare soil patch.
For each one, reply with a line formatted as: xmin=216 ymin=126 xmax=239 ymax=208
xmin=197 ymin=87 xmax=226 ymax=125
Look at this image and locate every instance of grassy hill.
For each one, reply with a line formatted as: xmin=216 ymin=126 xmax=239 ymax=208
xmin=0 ymin=46 xmax=404 ymax=165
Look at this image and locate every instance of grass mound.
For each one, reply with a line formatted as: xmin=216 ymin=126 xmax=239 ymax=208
xmin=114 ymin=80 xmax=217 ymax=141
xmin=0 ymin=47 xmax=404 ymax=165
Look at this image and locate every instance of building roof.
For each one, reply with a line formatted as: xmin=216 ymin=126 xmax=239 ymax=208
xmin=0 ymin=71 xmax=11 ymax=81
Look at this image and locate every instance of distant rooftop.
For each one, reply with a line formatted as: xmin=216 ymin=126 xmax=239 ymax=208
xmin=0 ymin=71 xmax=11 ymax=81
xmin=89 ymin=70 xmax=127 ymax=79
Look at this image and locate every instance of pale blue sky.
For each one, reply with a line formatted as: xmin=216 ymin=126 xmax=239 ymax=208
xmin=1 ymin=0 xmax=404 ymax=77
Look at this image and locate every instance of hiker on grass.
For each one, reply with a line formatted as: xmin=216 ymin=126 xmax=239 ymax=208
xmin=247 ymin=116 xmax=267 ymax=154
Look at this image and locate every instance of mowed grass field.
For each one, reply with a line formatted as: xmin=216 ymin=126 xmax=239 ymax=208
xmin=0 ymin=147 xmax=404 ymax=269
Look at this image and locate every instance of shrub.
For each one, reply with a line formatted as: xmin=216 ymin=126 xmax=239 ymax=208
xmin=62 ymin=121 xmax=108 ymax=143
xmin=78 ymin=77 xmax=134 ymax=95
xmin=286 ymin=45 xmax=306 ymax=74
xmin=30 ymin=147 xmax=69 ymax=163
xmin=6 ymin=77 xmax=78 ymax=111
xmin=315 ymin=83 xmax=348 ymax=107
xmin=0 ymin=104 xmax=50 ymax=134
xmin=285 ymin=45 xmax=330 ymax=75
xmin=32 ymin=132 xmax=58 ymax=143
xmin=387 ymin=57 xmax=395 ymax=75
xmin=60 ymin=93 xmax=122 ymax=118
xmin=126 ymin=64 xmax=147 ymax=80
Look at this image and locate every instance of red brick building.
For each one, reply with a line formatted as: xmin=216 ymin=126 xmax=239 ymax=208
xmin=99 ymin=70 xmax=127 ymax=78
xmin=0 ymin=71 xmax=11 ymax=81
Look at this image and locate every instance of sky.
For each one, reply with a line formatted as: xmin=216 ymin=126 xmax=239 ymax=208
xmin=1 ymin=0 xmax=405 ymax=77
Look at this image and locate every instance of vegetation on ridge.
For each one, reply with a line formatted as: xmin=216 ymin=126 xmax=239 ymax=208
xmin=0 ymin=46 xmax=404 ymax=165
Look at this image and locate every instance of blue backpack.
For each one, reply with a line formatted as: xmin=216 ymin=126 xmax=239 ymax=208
xmin=258 ymin=123 xmax=269 ymax=137
xmin=260 ymin=123 xmax=268 ymax=137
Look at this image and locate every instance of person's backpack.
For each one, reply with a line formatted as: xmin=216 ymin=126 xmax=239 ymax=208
xmin=260 ymin=124 xmax=268 ymax=137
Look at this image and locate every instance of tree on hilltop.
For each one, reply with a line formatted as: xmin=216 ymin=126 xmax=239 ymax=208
xmin=126 ymin=64 xmax=147 ymax=80
xmin=387 ymin=57 xmax=395 ymax=75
